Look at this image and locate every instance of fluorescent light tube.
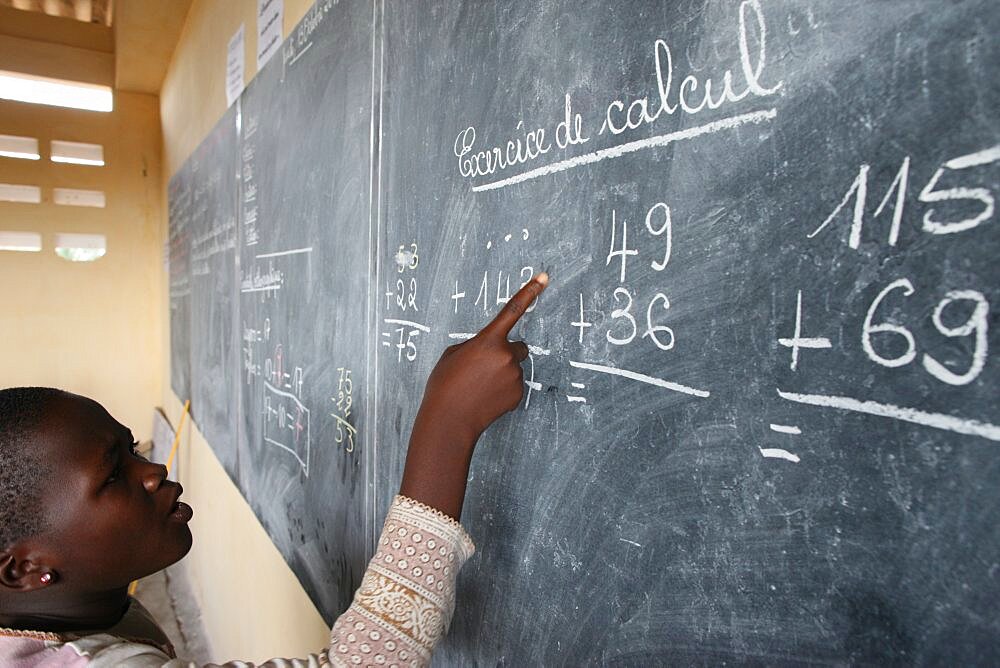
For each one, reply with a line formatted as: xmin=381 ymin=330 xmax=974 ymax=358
xmin=0 ymin=71 xmax=113 ymax=112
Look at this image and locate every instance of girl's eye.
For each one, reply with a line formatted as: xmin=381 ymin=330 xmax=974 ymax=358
xmin=105 ymin=462 xmax=123 ymax=486
xmin=105 ymin=441 xmax=142 ymax=486
xmin=130 ymin=441 xmax=150 ymax=462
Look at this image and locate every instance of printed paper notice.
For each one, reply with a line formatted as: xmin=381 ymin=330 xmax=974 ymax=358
xmin=256 ymin=0 xmax=283 ymax=70
xmin=225 ymin=25 xmax=245 ymax=107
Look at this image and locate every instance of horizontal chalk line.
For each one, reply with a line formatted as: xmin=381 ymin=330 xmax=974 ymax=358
xmin=759 ymin=447 xmax=800 ymax=463
xmin=570 ymin=360 xmax=710 ymax=398
xmin=448 ymin=332 xmax=550 ymax=356
xmin=255 ymin=246 xmax=313 ymax=259
xmin=777 ymin=389 xmax=1000 ymax=442
xmin=777 ymin=337 xmax=831 ymax=349
xmin=288 ymin=41 xmax=313 ymax=67
xmin=945 ymin=144 xmax=1000 ymax=170
xmin=384 ymin=318 xmax=430 ymax=333
xmin=769 ymin=423 xmax=802 ymax=435
xmin=472 ymin=108 xmax=777 ymax=192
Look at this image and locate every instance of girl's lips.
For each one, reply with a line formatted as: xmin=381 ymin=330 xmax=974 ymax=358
xmin=169 ymin=501 xmax=193 ymax=522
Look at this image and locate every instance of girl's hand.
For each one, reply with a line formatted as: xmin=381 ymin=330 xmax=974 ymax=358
xmin=399 ymin=272 xmax=548 ymax=519
xmin=418 ymin=272 xmax=548 ymax=441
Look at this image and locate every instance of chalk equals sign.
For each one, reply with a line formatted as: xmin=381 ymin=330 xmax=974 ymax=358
xmin=760 ymin=423 xmax=802 ymax=463
xmin=567 ymin=383 xmax=587 ymax=403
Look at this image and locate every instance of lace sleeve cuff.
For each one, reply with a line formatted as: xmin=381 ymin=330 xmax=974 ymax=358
xmin=328 ymin=495 xmax=476 ymax=667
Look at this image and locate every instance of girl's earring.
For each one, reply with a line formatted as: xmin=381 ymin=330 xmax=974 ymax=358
xmin=39 ymin=572 xmax=52 ymax=585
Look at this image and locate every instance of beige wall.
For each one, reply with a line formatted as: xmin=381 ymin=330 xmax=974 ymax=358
xmin=0 ymin=0 xmax=331 ymax=660
xmin=0 ymin=92 xmax=162 ymax=442
xmin=159 ymin=0 xmax=333 ymax=663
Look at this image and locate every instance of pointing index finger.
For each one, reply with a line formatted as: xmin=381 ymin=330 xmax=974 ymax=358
xmin=482 ymin=272 xmax=549 ymax=338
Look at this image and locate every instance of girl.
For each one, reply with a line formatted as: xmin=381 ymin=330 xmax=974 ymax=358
xmin=0 ymin=274 xmax=548 ymax=667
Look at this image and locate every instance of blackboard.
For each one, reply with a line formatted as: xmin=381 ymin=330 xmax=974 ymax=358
xmin=167 ymin=162 xmax=192 ymax=403
xmin=188 ymin=105 xmax=241 ymax=472
xmin=168 ymin=0 xmax=1000 ymax=663
xmin=236 ymin=0 xmax=371 ymax=617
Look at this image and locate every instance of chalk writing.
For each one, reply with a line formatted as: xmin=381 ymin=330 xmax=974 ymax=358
xmin=862 ymin=279 xmax=989 ymax=386
xmin=382 ymin=240 xmax=427 ymax=363
xmin=241 ymin=114 xmax=260 ymax=246
xmin=809 ymin=146 xmax=1000 ymax=249
xmin=455 ymin=0 xmax=782 ymax=192
xmin=332 ymin=366 xmax=357 ymax=453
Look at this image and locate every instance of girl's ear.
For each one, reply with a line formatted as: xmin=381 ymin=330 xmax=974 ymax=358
xmin=0 ymin=551 xmax=56 ymax=592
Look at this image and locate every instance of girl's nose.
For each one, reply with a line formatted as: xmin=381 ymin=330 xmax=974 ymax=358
xmin=141 ymin=461 xmax=168 ymax=493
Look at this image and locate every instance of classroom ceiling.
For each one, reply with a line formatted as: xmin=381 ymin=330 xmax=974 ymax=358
xmin=0 ymin=0 xmax=192 ymax=95
xmin=0 ymin=0 xmax=112 ymax=26
xmin=114 ymin=0 xmax=192 ymax=94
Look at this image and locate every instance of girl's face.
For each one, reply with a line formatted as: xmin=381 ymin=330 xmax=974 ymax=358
xmin=31 ymin=394 xmax=193 ymax=591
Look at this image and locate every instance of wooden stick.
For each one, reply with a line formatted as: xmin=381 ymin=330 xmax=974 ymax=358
xmin=166 ymin=399 xmax=191 ymax=474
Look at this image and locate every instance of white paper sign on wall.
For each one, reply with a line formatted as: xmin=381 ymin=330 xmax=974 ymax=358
xmin=226 ymin=24 xmax=245 ymax=107
xmin=256 ymin=0 xmax=283 ymax=71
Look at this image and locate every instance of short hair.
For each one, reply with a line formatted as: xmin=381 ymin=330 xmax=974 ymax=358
xmin=0 ymin=387 xmax=61 ymax=549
